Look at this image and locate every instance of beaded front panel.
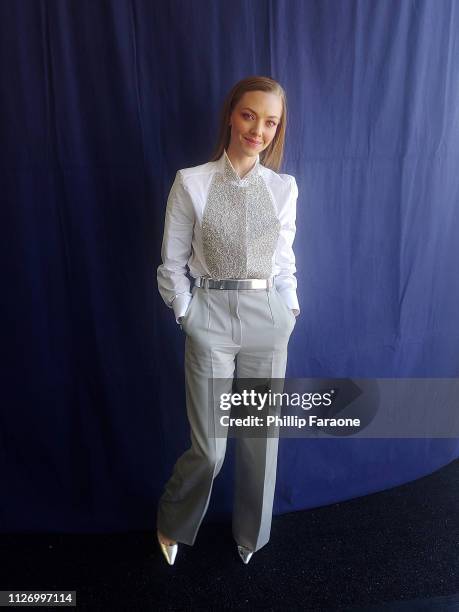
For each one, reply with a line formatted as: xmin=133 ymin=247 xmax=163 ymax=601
xmin=202 ymin=155 xmax=281 ymax=279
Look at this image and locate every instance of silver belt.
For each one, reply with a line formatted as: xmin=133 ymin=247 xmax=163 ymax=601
xmin=194 ymin=277 xmax=274 ymax=290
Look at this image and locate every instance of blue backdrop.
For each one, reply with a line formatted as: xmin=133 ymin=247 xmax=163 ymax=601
xmin=1 ymin=0 xmax=458 ymax=532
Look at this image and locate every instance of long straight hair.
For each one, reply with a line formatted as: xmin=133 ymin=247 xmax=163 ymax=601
xmin=209 ymin=76 xmax=287 ymax=172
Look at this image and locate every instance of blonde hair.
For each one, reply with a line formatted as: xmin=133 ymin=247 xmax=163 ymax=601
xmin=209 ymin=76 xmax=287 ymax=172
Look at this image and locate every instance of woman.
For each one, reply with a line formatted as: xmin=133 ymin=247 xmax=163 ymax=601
xmin=156 ymin=76 xmax=300 ymax=565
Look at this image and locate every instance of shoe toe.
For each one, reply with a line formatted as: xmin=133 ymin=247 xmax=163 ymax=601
xmin=237 ymin=545 xmax=254 ymax=564
xmin=157 ymin=533 xmax=178 ymax=565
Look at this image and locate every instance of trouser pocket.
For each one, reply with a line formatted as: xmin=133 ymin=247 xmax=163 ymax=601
xmin=274 ymin=289 xmax=296 ymax=323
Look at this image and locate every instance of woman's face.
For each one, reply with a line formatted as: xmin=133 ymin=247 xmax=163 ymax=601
xmin=228 ymin=91 xmax=283 ymax=157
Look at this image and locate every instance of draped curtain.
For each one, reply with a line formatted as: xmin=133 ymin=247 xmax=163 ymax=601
xmin=0 ymin=0 xmax=458 ymax=531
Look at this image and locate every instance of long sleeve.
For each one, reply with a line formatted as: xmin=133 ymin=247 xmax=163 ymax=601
xmin=273 ymin=175 xmax=300 ymax=316
xmin=157 ymin=170 xmax=195 ymax=323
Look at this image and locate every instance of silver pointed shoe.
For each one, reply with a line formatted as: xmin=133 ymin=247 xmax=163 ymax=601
xmin=157 ymin=531 xmax=178 ymax=566
xmin=237 ymin=544 xmax=254 ymax=564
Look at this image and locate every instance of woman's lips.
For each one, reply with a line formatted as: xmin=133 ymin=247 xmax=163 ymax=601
xmin=244 ymin=136 xmax=262 ymax=146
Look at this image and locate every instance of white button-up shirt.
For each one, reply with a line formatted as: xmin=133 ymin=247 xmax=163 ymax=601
xmin=157 ymin=149 xmax=300 ymax=324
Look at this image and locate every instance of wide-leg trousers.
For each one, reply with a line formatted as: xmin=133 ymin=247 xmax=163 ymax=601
xmin=156 ymin=283 xmax=296 ymax=552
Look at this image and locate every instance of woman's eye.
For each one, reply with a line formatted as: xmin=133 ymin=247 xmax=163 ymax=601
xmin=241 ymin=113 xmax=277 ymax=127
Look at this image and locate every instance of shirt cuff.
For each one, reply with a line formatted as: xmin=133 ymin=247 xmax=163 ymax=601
xmin=277 ymin=288 xmax=300 ymax=315
xmin=171 ymin=293 xmax=192 ymax=324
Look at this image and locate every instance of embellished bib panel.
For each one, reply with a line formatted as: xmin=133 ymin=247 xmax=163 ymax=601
xmin=201 ymin=152 xmax=281 ymax=279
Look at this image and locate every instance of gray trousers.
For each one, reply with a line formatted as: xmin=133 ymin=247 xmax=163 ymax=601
xmin=157 ymin=284 xmax=296 ymax=552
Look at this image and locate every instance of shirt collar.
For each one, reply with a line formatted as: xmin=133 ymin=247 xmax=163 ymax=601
xmin=218 ymin=148 xmax=261 ymax=186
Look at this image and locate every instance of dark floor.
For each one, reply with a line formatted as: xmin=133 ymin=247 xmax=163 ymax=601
xmin=1 ymin=459 xmax=458 ymax=611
